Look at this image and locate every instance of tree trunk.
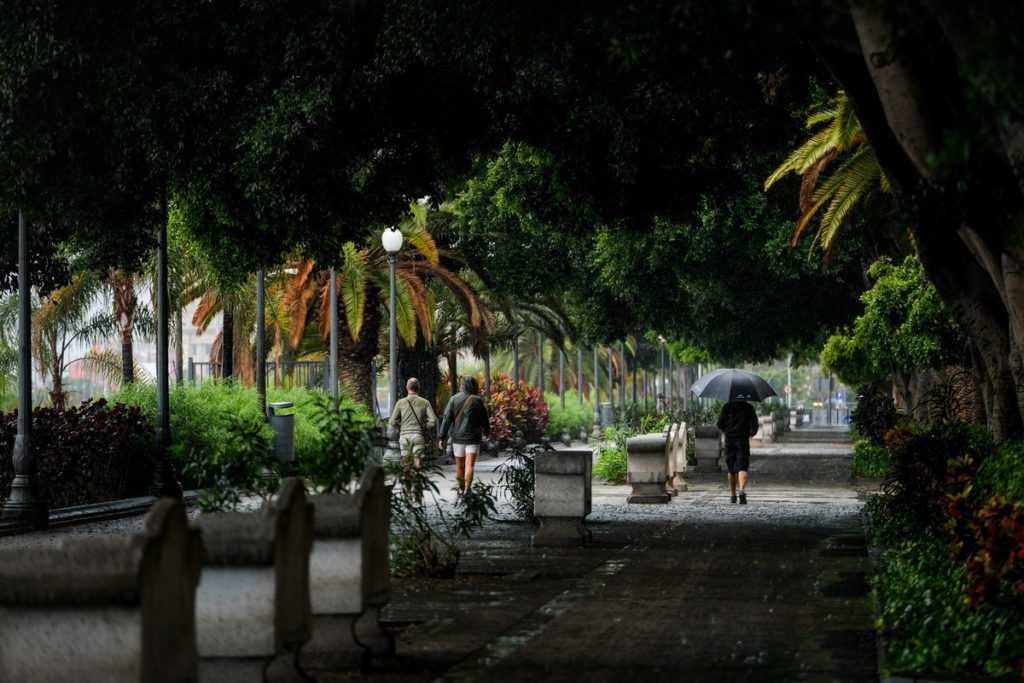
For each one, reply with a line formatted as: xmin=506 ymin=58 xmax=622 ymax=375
xmin=222 ymin=300 xmax=234 ymax=380
xmin=334 ymin=290 xmax=383 ymax=409
xmin=109 ymin=269 xmax=137 ymax=386
xmin=818 ymin=6 xmax=1024 ymax=439
xmin=398 ymin=331 xmax=439 ymax=410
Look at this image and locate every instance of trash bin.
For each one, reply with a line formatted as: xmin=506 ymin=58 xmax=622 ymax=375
xmin=600 ymin=402 xmax=613 ymax=427
xmin=267 ymin=402 xmax=295 ymax=462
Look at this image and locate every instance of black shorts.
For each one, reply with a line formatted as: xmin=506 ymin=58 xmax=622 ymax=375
xmin=724 ymin=439 xmax=750 ymax=474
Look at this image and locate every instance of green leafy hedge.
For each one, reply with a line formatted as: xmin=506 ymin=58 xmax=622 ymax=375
xmin=544 ymin=390 xmax=593 ymax=441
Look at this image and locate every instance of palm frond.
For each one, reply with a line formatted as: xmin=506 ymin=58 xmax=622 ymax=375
xmin=764 ymin=122 xmax=843 ymax=190
xmin=80 ymin=350 xmax=153 ymax=388
xmin=338 ymin=242 xmax=369 ymax=342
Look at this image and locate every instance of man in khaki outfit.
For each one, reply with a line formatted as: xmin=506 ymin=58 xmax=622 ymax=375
xmin=389 ymin=377 xmax=437 ymax=466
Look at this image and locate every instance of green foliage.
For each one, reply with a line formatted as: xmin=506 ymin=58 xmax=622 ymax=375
xmin=829 ymin=256 xmax=967 ymax=390
xmin=976 ymin=440 xmax=1024 ymax=505
xmin=487 ymin=374 xmax=550 ymax=445
xmin=593 ymin=424 xmax=630 ymax=484
xmin=386 ymin=454 xmax=496 ymax=579
xmin=0 ymin=399 xmax=154 ymax=508
xmin=112 ymin=383 xmax=332 ymax=486
xmin=496 ymin=443 xmax=537 ymax=523
xmin=873 ymin=534 xmax=1024 ymax=679
xmin=851 ymin=438 xmax=891 ymax=479
xmin=822 ymin=329 xmax=889 ymax=390
xmin=297 ymin=394 xmax=373 ymax=493
xmin=544 ymin=390 xmax=594 ymax=441
xmin=850 ymin=387 xmax=898 ymax=446
xmin=179 ymin=411 xmax=278 ymax=513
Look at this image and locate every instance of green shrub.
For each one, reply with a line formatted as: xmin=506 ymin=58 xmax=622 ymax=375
xmin=544 ymin=390 xmax=593 ymax=441
xmin=851 ymin=439 xmax=891 ymax=478
xmin=593 ymin=424 xmax=629 ymax=484
xmin=496 ymin=443 xmax=537 ymax=523
xmin=851 ymin=386 xmax=898 ymax=445
xmin=873 ymin=533 xmax=1024 ymax=678
xmin=976 ymin=439 xmax=1024 ymax=504
xmin=112 ymin=383 xmax=349 ymax=488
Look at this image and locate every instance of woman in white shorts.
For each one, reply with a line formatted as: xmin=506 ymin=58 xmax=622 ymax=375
xmin=437 ymin=376 xmax=490 ymax=499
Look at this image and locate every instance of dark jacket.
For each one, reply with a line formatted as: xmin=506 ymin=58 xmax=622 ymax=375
xmin=716 ymin=401 xmax=759 ymax=441
xmin=438 ymin=391 xmax=490 ymax=446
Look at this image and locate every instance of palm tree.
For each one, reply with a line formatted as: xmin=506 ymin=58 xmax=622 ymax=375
xmin=26 ymin=272 xmax=117 ymax=409
xmin=764 ymin=92 xmax=890 ymax=264
xmin=283 ymin=202 xmax=494 ymax=408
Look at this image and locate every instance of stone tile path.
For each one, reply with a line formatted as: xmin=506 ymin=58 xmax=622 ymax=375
xmin=315 ymin=429 xmax=880 ymax=682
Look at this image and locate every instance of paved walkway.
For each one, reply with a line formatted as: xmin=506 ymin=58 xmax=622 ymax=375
xmin=0 ymin=427 xmax=878 ymax=681
xmin=314 ymin=427 xmax=879 ymax=682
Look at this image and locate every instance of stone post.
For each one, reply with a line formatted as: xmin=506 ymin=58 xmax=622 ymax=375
xmin=532 ymin=449 xmax=593 ymax=546
xmin=693 ymin=425 xmax=722 ymax=471
xmin=672 ymin=421 xmax=689 ymax=492
xmin=626 ymin=433 xmax=670 ymax=503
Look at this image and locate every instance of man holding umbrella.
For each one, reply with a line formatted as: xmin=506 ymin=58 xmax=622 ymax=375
xmin=691 ymin=368 xmax=776 ymax=505
xmin=717 ymin=399 xmax=759 ymax=504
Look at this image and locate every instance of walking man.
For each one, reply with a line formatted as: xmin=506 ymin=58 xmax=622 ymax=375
xmin=389 ymin=377 xmax=436 ymax=467
xmin=716 ymin=399 xmax=759 ymax=504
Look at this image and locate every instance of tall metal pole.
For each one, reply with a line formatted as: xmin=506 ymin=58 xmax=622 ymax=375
xmin=659 ymin=341 xmax=665 ymax=413
xmin=668 ymin=355 xmax=675 ymax=412
xmin=3 ymin=213 xmax=47 ymax=526
xmin=643 ymin=369 xmax=648 ymax=413
xmin=388 ymin=254 xmax=398 ymax=419
xmin=150 ymin=199 xmax=182 ymax=498
xmin=329 ymin=267 xmax=338 ymax=403
xmin=174 ymin=302 xmax=183 ymax=386
xmin=592 ymin=347 xmax=601 ymax=438
xmin=607 ymin=345 xmax=615 ymax=415
xmin=256 ymin=269 xmax=266 ymax=418
xmin=537 ymin=332 xmax=544 ymax=393
xmin=484 ymin=348 xmax=491 ymax=398
xmin=513 ymin=334 xmax=520 ymax=387
xmin=619 ymin=342 xmax=626 ymax=408
xmin=577 ymin=347 xmax=584 ymax=405
xmin=559 ymin=349 xmax=566 ymax=410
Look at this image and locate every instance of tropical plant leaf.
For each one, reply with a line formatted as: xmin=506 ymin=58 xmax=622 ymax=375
xmin=338 ymin=242 xmax=368 ymax=342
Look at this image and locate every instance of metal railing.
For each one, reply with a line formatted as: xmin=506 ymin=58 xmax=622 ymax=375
xmin=187 ymin=358 xmax=329 ymax=392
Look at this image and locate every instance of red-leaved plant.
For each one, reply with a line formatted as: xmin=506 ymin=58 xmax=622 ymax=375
xmin=486 ymin=373 xmax=550 ymax=446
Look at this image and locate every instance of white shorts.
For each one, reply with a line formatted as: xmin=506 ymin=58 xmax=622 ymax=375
xmin=452 ymin=443 xmax=480 ymax=458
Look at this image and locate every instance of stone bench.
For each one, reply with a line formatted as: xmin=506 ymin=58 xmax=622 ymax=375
xmin=532 ymin=449 xmax=593 ymax=546
xmin=0 ymin=498 xmax=202 ymax=682
xmin=693 ymin=425 xmax=722 ymax=471
xmin=626 ymin=433 xmax=670 ymax=503
xmin=669 ymin=421 xmax=688 ymax=492
xmin=192 ymin=477 xmax=314 ymax=682
xmin=300 ymin=464 xmax=392 ymax=669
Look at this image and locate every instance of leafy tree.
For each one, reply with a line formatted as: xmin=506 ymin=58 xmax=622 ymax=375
xmin=823 ymin=255 xmax=967 ymax=415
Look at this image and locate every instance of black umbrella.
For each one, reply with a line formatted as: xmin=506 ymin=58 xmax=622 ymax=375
xmin=690 ymin=368 xmax=777 ymax=402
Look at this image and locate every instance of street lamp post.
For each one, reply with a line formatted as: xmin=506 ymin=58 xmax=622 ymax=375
xmin=382 ymin=227 xmax=403 ymax=439
xmin=592 ymin=347 xmax=601 ymax=439
xmin=2 ymin=213 xmax=47 ymax=527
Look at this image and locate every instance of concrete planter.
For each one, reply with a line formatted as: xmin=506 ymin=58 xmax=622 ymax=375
xmin=693 ymin=425 xmax=722 ymax=472
xmin=626 ymin=433 xmax=670 ymax=503
xmin=533 ymin=449 xmax=593 ymax=546
xmin=302 ymin=465 xmax=393 ymax=670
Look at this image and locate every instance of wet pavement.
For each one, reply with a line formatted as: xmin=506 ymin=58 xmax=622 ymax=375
xmin=0 ymin=426 xmax=879 ymax=682
xmin=314 ymin=426 xmax=880 ymax=682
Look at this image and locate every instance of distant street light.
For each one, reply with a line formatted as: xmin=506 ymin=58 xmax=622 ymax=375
xmin=382 ymin=227 xmax=403 ymax=429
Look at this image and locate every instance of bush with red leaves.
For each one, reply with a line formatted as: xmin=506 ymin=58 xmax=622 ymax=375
xmin=0 ymin=399 xmax=155 ymax=508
